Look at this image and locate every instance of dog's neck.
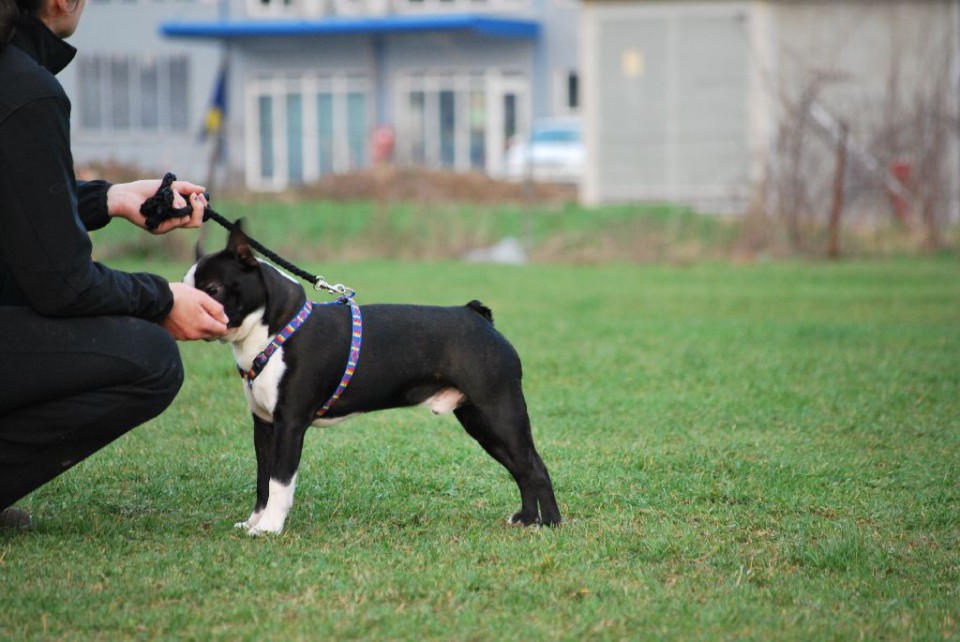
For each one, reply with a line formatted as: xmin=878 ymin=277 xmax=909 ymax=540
xmin=224 ymin=265 xmax=307 ymax=371
xmin=224 ymin=307 xmax=272 ymax=372
xmin=258 ymin=261 xmax=308 ymax=336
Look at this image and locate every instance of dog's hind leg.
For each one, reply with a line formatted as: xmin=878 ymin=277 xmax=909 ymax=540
xmin=235 ymin=415 xmax=273 ymax=531
xmin=454 ymin=394 xmax=561 ymax=527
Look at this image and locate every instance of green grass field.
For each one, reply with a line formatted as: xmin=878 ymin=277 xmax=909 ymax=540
xmin=2 ymin=255 xmax=958 ymax=640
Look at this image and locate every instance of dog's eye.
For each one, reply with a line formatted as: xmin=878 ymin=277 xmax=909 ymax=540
xmin=203 ymin=284 xmax=222 ymax=297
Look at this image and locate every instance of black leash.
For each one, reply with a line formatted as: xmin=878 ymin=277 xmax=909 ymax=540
xmin=141 ymin=173 xmax=355 ymax=297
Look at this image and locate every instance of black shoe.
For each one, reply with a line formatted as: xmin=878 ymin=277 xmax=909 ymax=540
xmin=0 ymin=507 xmax=34 ymax=530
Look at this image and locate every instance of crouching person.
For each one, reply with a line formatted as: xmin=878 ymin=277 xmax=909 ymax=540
xmin=0 ymin=0 xmax=228 ymax=529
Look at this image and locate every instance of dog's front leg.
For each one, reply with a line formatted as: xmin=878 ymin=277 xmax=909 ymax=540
xmin=245 ymin=414 xmax=309 ymax=536
xmin=235 ymin=415 xmax=273 ymax=531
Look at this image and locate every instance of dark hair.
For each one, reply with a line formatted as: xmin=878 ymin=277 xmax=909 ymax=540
xmin=15 ymin=0 xmax=40 ymax=16
xmin=0 ymin=0 xmax=17 ymax=49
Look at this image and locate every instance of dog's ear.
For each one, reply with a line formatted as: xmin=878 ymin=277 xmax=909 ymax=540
xmin=226 ymin=219 xmax=259 ymax=268
xmin=194 ymin=239 xmax=205 ymax=262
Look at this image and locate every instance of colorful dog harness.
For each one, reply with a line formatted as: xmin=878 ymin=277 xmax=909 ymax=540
xmin=237 ymin=297 xmax=363 ymax=418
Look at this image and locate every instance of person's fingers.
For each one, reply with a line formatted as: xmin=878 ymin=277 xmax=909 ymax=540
xmin=187 ymin=193 xmax=205 ymax=228
xmin=149 ymin=194 xmax=204 ymax=234
xmin=152 ymin=215 xmax=189 ymax=235
xmin=165 ymin=283 xmax=229 ymax=340
xmin=171 ymin=180 xmax=206 ymax=199
xmin=197 ymin=314 xmax=228 ymax=339
xmin=191 ymin=291 xmax=228 ymax=337
xmin=171 ymin=189 xmax=187 ymax=210
xmin=199 ymin=291 xmax=229 ymax=325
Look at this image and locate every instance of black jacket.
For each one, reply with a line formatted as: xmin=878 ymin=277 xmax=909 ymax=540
xmin=0 ymin=15 xmax=173 ymax=321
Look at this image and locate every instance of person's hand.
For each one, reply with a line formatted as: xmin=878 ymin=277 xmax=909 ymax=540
xmin=107 ymin=179 xmax=207 ymax=234
xmin=162 ymin=282 xmax=229 ymax=341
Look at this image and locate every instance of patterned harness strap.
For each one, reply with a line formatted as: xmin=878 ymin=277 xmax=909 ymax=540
xmin=315 ymin=297 xmax=362 ymax=418
xmin=237 ymin=297 xmax=363 ymax=419
xmin=238 ymin=300 xmax=314 ymax=384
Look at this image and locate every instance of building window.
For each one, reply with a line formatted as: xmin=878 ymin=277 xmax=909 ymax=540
xmin=247 ymin=0 xmax=329 ymax=17
xmin=76 ymin=54 xmax=189 ymax=132
xmin=248 ymin=75 xmax=370 ymax=190
xmin=396 ymin=0 xmax=527 ymax=11
xmin=249 ymin=0 xmax=295 ymax=16
xmin=395 ymin=71 xmax=528 ymax=176
xmin=438 ymin=89 xmax=456 ymax=167
xmin=258 ymin=95 xmax=275 ymax=180
xmin=469 ymin=88 xmax=486 ymax=169
xmin=554 ymin=69 xmax=579 ymax=115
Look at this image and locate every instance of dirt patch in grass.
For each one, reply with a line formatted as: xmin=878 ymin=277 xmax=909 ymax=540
xmin=300 ymin=167 xmax=578 ymax=205
xmin=79 ymin=163 xmax=577 ymax=206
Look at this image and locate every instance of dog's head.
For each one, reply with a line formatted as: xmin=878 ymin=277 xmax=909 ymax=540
xmin=184 ymin=221 xmax=304 ymax=336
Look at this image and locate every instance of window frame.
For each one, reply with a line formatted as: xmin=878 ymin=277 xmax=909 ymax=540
xmin=394 ymin=70 xmax=529 ymax=176
xmin=74 ymin=53 xmax=189 ymax=134
xmin=245 ymin=73 xmax=371 ymax=191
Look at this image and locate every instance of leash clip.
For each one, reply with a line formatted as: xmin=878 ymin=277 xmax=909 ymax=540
xmin=314 ymin=276 xmax=356 ymax=299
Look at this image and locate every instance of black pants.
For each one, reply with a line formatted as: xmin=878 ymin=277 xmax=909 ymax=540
xmin=0 ymin=307 xmax=183 ymax=510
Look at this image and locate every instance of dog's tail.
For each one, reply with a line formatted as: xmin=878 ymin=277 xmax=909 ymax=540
xmin=466 ymin=300 xmax=494 ymax=325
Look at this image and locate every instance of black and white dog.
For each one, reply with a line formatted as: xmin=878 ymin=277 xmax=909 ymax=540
xmin=185 ymin=224 xmax=561 ymax=535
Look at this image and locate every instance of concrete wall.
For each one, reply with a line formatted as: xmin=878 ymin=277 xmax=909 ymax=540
xmin=581 ymin=1 xmax=757 ymax=211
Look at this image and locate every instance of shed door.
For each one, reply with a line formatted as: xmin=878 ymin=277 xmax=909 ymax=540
xmin=591 ymin=4 xmax=750 ymax=204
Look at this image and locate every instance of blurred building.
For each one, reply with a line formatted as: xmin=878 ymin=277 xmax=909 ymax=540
xmin=57 ymin=0 xmax=960 ymax=224
xmin=61 ymin=0 xmax=580 ymax=191
xmin=58 ymin=0 xmax=222 ymax=181
xmin=581 ymin=0 xmax=960 ymax=223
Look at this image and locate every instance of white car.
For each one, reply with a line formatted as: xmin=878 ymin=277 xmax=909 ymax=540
xmin=504 ymin=117 xmax=584 ymax=184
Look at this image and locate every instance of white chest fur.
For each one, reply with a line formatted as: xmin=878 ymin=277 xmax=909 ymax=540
xmin=229 ymin=308 xmax=285 ymax=422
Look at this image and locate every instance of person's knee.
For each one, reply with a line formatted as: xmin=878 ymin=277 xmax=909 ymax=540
xmin=122 ymin=319 xmax=184 ymax=415
xmin=153 ymin=340 xmax=184 ymax=413
xmin=147 ymin=325 xmax=184 ymax=406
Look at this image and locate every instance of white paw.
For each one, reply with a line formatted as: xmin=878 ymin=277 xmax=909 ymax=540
xmin=245 ymin=507 xmax=286 ymax=536
xmin=240 ymin=477 xmax=296 ymax=536
xmin=234 ymin=509 xmax=263 ymax=530
xmin=246 ymin=519 xmax=284 ymax=537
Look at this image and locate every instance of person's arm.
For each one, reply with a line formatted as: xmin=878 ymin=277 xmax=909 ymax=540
xmin=77 ymin=179 xmax=111 ymax=231
xmin=75 ymin=178 xmax=208 ymax=234
xmin=0 ymin=95 xmax=173 ymax=320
